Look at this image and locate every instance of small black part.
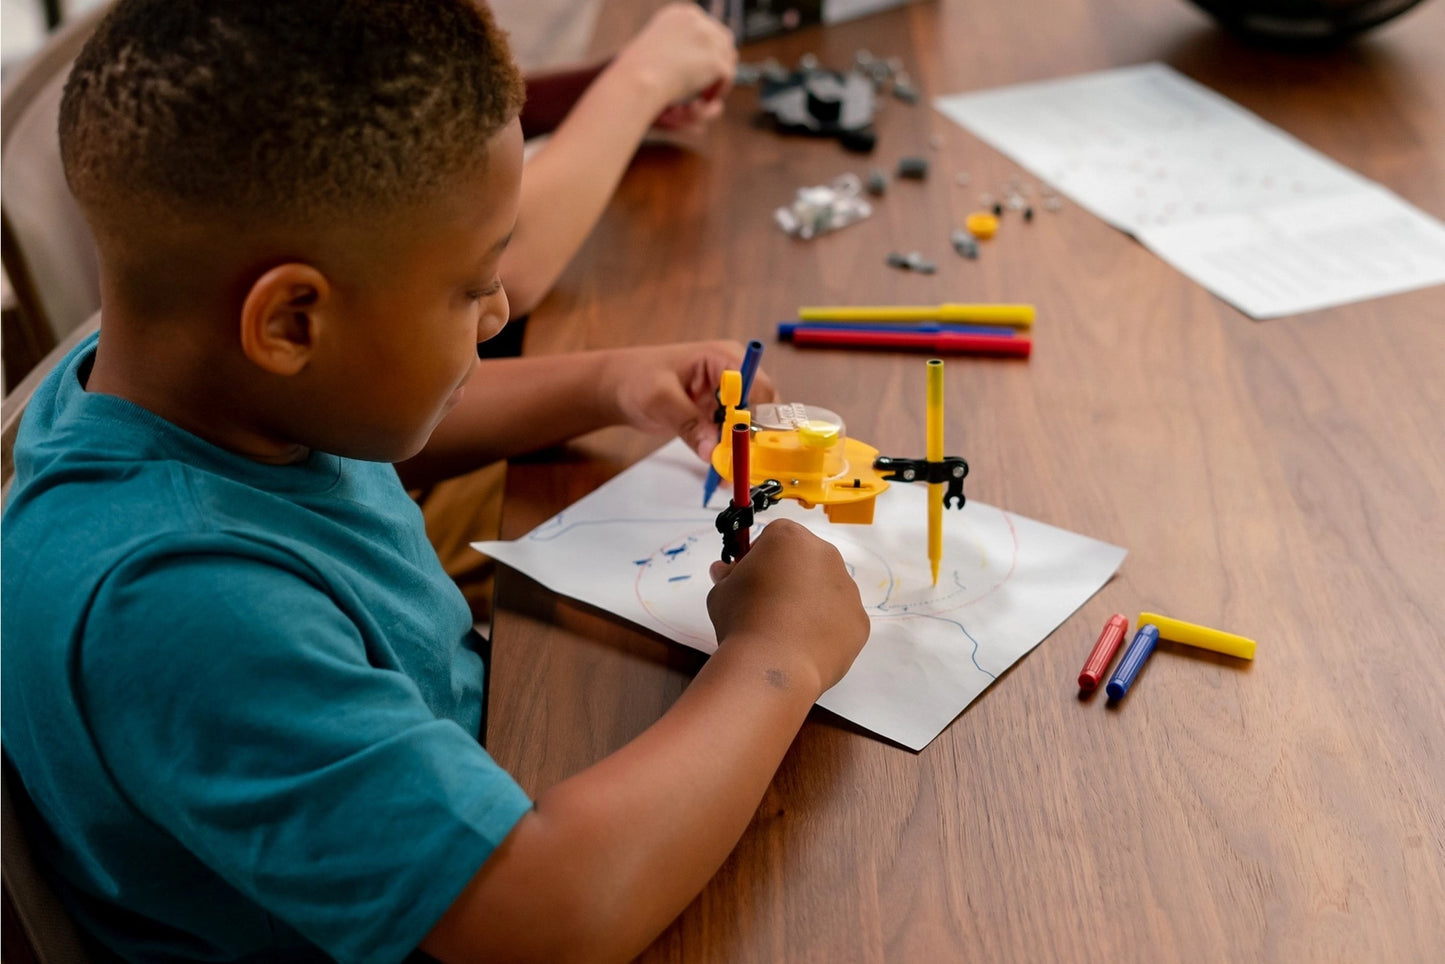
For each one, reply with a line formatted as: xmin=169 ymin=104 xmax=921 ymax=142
xmin=866 ymin=168 xmax=888 ymax=196
xmin=759 ymin=68 xmax=878 ymax=151
xmin=992 ymin=202 xmax=1004 ymax=217
xmin=715 ymin=480 xmax=785 ymax=563
xmin=804 ymin=73 xmax=845 ymax=124
xmin=1024 ymin=206 xmax=1035 ymax=221
xmin=872 ymin=455 xmax=970 ymax=508
xmin=897 ymin=156 xmax=929 ymax=179
xmin=839 ymin=127 xmax=878 ymax=154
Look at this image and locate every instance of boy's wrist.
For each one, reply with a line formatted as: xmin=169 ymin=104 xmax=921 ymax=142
xmin=590 ymin=348 xmax=629 ymax=428
xmin=710 ymin=631 xmax=828 ymax=703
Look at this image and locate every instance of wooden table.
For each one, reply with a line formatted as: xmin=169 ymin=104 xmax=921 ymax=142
xmin=486 ymin=0 xmax=1445 ymax=959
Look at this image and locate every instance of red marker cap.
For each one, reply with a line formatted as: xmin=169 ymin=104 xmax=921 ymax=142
xmin=1078 ymin=614 xmax=1129 ymax=691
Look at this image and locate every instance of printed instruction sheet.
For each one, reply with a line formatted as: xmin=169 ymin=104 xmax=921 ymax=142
xmin=474 ymin=440 xmax=1126 ymax=751
xmin=935 ymin=62 xmax=1445 ymax=318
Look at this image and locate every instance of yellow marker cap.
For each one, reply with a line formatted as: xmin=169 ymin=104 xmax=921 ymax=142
xmin=797 ymin=420 xmax=840 ymax=448
xmin=1139 ymin=612 xmax=1256 ymax=660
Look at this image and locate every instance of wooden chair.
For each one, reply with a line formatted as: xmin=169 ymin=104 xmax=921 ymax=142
xmin=2 ymin=760 xmax=96 ymax=964
xmin=2 ymin=310 xmax=100 ymax=964
xmin=1 ymin=2 xmax=109 ymax=392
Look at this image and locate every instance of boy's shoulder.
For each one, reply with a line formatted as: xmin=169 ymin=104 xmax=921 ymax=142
xmin=1 ymin=331 xmax=426 ymax=632
xmin=5 ymin=332 xmax=338 ymax=563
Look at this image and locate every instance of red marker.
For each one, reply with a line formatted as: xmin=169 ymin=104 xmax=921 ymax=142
xmin=1078 ymin=614 xmax=1129 ymax=692
xmin=792 ymin=327 xmax=1031 ymax=357
xmin=730 ymin=423 xmax=752 ymax=559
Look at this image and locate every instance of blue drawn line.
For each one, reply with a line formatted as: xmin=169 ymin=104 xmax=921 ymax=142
xmin=668 ymin=575 xmax=691 ymax=583
xmin=874 ymin=569 xmax=971 ymax=614
xmin=527 ymin=516 xmax=714 ymax=542
xmin=876 ymin=610 xmax=995 ymax=679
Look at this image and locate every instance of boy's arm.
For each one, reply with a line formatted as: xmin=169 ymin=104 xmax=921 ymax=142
xmin=395 ymin=340 xmax=770 ymax=488
xmin=499 ymin=3 xmax=736 ymax=317
xmin=421 ymin=520 xmax=870 ymax=963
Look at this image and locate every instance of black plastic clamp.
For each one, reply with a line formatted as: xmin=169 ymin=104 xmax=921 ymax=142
xmin=715 ymin=479 xmax=785 ymax=563
xmin=872 ymin=455 xmax=970 ymax=509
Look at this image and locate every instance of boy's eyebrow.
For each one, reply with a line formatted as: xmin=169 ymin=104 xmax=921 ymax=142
xmin=490 ymin=231 xmax=514 ymax=255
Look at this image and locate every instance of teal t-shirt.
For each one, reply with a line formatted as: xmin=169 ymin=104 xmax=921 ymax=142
xmin=1 ymin=334 xmax=533 ymax=963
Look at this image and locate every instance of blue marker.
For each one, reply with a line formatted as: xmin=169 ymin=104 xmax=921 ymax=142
xmin=1106 ymin=624 xmax=1160 ymax=701
xmin=703 ymin=339 xmax=765 ymax=507
xmin=776 ymin=321 xmax=1014 ymax=341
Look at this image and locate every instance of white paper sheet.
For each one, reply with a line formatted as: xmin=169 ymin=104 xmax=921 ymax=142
xmin=934 ymin=62 xmax=1445 ymax=318
xmin=474 ymin=441 xmax=1126 ymax=750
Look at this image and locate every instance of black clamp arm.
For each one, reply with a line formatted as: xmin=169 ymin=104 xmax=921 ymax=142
xmin=715 ymin=479 xmax=785 ymax=563
xmin=873 ymin=455 xmax=970 ymax=509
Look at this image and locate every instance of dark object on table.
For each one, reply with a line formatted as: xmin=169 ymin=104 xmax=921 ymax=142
xmin=759 ymin=67 xmax=878 ymax=153
xmin=886 ymin=251 xmax=937 ymax=274
xmin=704 ymin=0 xmax=917 ymax=42
xmin=1181 ymin=0 xmax=1430 ymax=46
xmin=897 ymin=156 xmax=929 ymax=180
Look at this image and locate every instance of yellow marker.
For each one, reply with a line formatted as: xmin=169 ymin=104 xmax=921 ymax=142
xmin=926 ymin=359 xmax=944 ymax=586
xmin=797 ymin=303 xmax=1034 ymax=329
xmin=1139 ymin=612 xmax=1256 ymax=660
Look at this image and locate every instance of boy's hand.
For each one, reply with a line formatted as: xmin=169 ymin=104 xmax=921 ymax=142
xmin=603 ymin=341 xmax=775 ymax=461
xmin=706 ymin=519 xmax=870 ymax=697
xmin=610 ymin=3 xmax=737 ymax=120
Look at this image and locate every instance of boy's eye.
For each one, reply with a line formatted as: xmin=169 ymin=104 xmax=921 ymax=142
xmin=467 ymin=278 xmax=503 ymax=302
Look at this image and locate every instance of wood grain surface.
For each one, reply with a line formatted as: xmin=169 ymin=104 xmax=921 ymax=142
xmin=485 ymin=0 xmax=1445 ymax=959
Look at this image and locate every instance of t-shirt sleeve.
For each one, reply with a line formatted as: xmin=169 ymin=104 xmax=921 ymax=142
xmin=77 ymin=543 xmax=533 ymax=962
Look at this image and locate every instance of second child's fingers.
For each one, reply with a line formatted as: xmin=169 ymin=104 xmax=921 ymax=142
xmin=709 ymin=560 xmax=732 ymax=584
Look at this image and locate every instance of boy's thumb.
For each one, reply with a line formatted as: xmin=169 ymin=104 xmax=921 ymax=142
xmin=709 ymin=560 xmax=732 ymax=584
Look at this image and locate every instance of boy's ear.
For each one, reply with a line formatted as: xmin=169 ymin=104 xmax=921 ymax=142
xmin=239 ymin=263 xmax=332 ymax=376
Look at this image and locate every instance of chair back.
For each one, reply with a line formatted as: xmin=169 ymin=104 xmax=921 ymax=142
xmin=1 ymin=312 xmax=99 ymax=961
xmin=1 ymin=3 xmax=110 ymax=390
xmin=2 ymin=757 xmax=96 ymax=964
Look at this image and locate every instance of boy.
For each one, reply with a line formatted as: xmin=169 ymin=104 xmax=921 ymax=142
xmin=0 ymin=2 xmax=869 ymax=962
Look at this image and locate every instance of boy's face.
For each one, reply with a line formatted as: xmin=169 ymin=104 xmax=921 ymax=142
xmin=313 ymin=119 xmax=524 ymax=462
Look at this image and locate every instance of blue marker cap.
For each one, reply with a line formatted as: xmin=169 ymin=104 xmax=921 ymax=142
xmin=1106 ymin=624 xmax=1160 ymax=701
xmin=705 ymin=341 xmax=765 ymax=506
xmin=738 ymin=339 xmax=765 ymax=407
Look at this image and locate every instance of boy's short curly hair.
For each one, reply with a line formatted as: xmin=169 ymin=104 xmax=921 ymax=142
xmin=60 ymin=0 xmax=525 ymax=223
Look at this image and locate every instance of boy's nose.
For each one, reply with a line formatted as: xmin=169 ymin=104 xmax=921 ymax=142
xmin=478 ymin=288 xmax=510 ymax=344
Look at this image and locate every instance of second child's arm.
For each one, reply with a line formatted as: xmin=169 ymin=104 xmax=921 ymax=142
xmin=498 ymin=3 xmax=736 ymax=317
xmin=421 ymin=519 xmax=870 ymax=963
xmin=395 ymin=340 xmax=772 ymax=487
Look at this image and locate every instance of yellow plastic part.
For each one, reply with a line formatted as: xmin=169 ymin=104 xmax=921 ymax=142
xmin=964 ymin=212 xmax=999 ymax=239
xmin=710 ymin=379 xmax=890 ymax=524
xmin=1139 ymin=612 xmax=1257 ymax=660
xmin=717 ymin=370 xmax=751 ymax=440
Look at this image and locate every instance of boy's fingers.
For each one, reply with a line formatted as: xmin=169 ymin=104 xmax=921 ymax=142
xmin=691 ymin=420 xmax=719 ymax=461
xmin=709 ymin=560 xmax=732 ymax=584
xmin=651 ymin=375 xmax=719 ymax=458
xmin=747 ymin=368 xmax=776 ymax=404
